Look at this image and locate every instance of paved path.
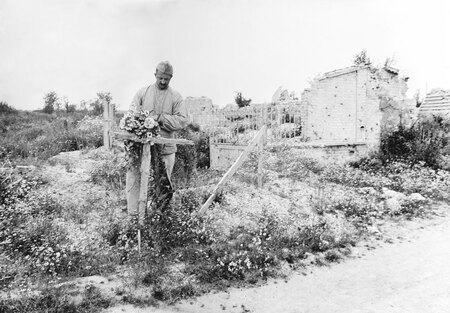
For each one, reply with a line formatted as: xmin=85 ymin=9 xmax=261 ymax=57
xmin=106 ymin=210 xmax=450 ymax=313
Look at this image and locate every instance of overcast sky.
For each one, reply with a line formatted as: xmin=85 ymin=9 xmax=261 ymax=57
xmin=0 ymin=0 xmax=449 ymax=111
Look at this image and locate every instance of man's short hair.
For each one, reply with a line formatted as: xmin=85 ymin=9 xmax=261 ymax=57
xmin=156 ymin=61 xmax=173 ymax=76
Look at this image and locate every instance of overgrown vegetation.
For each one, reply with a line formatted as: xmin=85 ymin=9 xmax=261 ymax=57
xmin=377 ymin=115 xmax=450 ymax=169
xmin=0 ymin=101 xmax=18 ymax=115
xmin=0 ymin=112 xmax=104 ymax=161
xmin=1 ymin=108 xmax=449 ymax=310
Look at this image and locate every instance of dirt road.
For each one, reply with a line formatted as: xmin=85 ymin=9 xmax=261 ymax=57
xmin=106 ymin=207 xmax=450 ymax=313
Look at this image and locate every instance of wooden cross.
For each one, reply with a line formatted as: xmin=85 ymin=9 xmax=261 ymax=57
xmin=113 ymin=131 xmax=194 ymax=217
xmin=113 ymin=131 xmax=194 ymax=252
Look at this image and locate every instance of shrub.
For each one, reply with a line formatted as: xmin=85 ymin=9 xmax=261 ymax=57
xmin=378 ymin=115 xmax=450 ymax=168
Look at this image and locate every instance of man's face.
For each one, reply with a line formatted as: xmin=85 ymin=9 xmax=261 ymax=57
xmin=155 ymin=71 xmax=172 ymax=90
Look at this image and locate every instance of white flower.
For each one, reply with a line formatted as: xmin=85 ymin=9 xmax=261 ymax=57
xmin=144 ymin=117 xmax=158 ymax=129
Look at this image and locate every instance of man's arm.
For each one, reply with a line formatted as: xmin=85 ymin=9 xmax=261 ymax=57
xmin=158 ymin=94 xmax=188 ymax=132
xmin=129 ymin=87 xmax=146 ymax=111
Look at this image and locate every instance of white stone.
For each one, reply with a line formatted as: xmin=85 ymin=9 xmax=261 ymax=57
xmin=384 ymin=198 xmax=402 ymax=213
xmin=382 ymin=187 xmax=406 ymax=200
xmin=409 ymin=193 xmax=426 ymax=202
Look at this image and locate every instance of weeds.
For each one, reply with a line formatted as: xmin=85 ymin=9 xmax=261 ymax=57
xmin=0 ymin=285 xmax=112 ymax=313
xmin=1 ymin=110 xmax=448 ymax=308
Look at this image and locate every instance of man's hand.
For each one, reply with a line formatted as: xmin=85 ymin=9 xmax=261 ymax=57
xmin=148 ymin=114 xmax=159 ymax=122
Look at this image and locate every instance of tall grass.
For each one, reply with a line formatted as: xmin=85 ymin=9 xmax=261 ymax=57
xmin=0 ymin=111 xmax=103 ymax=161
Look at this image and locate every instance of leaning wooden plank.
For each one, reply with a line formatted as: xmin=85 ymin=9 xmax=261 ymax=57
xmin=198 ymin=125 xmax=266 ymax=215
xmin=257 ymin=140 xmax=263 ymax=188
xmin=112 ymin=131 xmax=194 ymax=145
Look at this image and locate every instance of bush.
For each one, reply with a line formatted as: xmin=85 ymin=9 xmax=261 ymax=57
xmin=378 ymin=115 xmax=450 ymax=168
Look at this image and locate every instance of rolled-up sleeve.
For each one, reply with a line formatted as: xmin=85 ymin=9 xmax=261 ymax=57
xmin=159 ymin=94 xmax=188 ymax=132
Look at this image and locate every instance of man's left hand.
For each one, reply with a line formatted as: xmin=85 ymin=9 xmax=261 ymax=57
xmin=149 ymin=114 xmax=163 ymax=126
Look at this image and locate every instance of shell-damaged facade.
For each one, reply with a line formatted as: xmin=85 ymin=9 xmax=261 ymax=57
xmin=301 ymin=65 xmax=415 ymax=143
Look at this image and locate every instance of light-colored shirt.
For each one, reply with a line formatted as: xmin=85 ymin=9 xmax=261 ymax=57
xmin=130 ymin=84 xmax=188 ymax=154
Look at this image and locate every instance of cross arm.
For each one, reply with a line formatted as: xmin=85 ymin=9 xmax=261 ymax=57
xmin=112 ymin=131 xmax=194 ymax=145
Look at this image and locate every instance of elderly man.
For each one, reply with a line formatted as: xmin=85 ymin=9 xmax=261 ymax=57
xmin=126 ymin=61 xmax=188 ymax=213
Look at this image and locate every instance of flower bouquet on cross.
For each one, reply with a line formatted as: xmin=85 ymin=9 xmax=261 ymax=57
xmin=119 ymin=110 xmax=160 ymax=138
xmin=119 ymin=110 xmax=160 ymax=166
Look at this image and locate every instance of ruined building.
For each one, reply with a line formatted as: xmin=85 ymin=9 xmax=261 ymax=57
xmin=184 ymin=96 xmax=220 ymax=126
xmin=419 ymin=89 xmax=450 ymax=116
xmin=184 ymin=96 xmax=217 ymax=115
xmin=301 ymin=65 xmax=416 ymax=143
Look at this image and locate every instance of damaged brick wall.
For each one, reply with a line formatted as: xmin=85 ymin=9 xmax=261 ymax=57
xmin=184 ymin=96 xmax=220 ymax=127
xmin=302 ymin=66 xmax=415 ymax=143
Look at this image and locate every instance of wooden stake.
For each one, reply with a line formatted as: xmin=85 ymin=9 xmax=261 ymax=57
xmin=137 ymin=229 xmax=141 ymax=255
xmin=103 ymin=100 xmax=111 ymax=149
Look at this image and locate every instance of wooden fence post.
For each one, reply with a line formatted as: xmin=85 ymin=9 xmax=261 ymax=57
xmin=262 ymin=102 xmax=268 ymax=145
xmin=103 ymin=100 xmax=111 ymax=149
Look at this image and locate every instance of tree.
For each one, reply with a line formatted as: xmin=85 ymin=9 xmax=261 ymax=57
xmin=0 ymin=101 xmax=17 ymax=114
xmin=61 ymin=96 xmax=76 ymax=113
xmin=43 ymin=91 xmax=59 ymax=114
xmin=90 ymin=92 xmax=113 ymax=115
xmin=384 ymin=57 xmax=395 ymax=68
xmin=353 ymin=50 xmax=372 ymax=66
xmin=234 ymin=91 xmax=251 ymax=108
xmin=97 ymin=92 xmax=112 ymax=105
